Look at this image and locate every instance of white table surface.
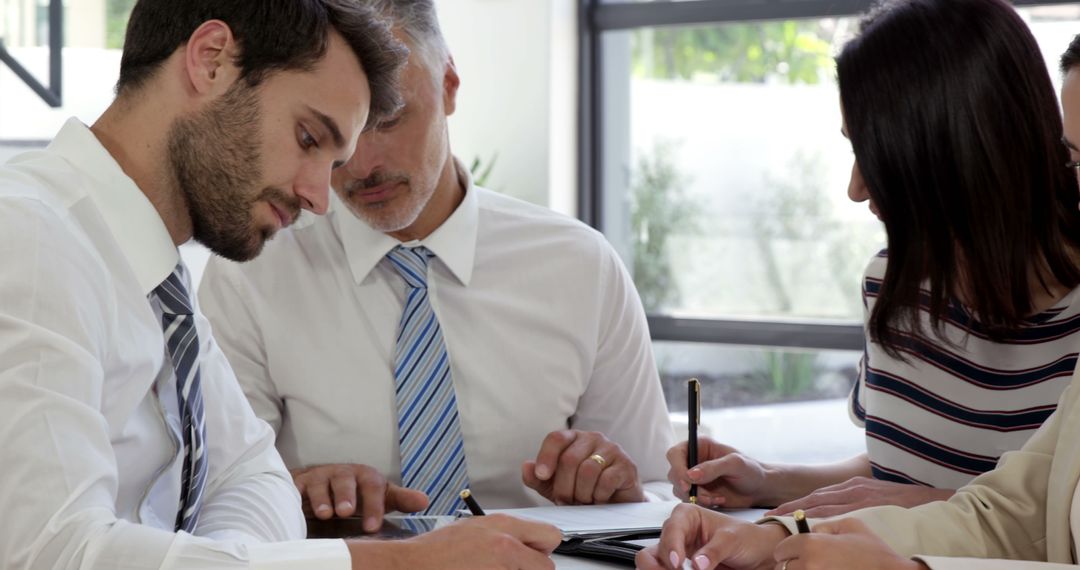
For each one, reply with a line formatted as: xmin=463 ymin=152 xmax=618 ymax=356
xmin=553 ymin=554 xmax=629 ymax=569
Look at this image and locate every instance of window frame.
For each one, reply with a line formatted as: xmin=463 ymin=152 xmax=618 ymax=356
xmin=578 ymin=0 xmax=1079 ymax=350
xmin=0 ymin=0 xmax=63 ymax=107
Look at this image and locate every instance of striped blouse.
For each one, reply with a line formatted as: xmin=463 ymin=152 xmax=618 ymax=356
xmin=849 ymin=251 xmax=1080 ymax=489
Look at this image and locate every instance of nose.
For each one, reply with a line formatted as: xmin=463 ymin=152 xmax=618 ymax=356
xmin=847 ymin=160 xmax=869 ymax=203
xmin=293 ymin=160 xmax=332 ymax=216
xmin=341 ymin=133 xmax=381 ymax=182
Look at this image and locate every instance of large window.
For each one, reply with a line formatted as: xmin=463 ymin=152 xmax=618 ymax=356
xmin=0 ymin=0 xmax=130 ymax=142
xmin=581 ymin=0 xmax=1080 ymax=460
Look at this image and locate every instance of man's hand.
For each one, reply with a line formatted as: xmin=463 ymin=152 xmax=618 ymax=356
xmin=766 ymin=477 xmax=954 ymax=518
xmin=521 ymin=430 xmax=645 ymax=505
xmin=773 ymin=517 xmax=929 ymax=570
xmin=636 ymin=504 xmax=786 ymax=570
xmin=292 ymin=463 xmax=428 ymax=531
xmin=666 ymin=437 xmax=771 ymax=508
xmin=349 ymin=514 xmax=562 ymax=570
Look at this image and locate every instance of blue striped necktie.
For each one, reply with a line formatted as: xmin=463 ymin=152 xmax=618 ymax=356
xmin=386 ymin=246 xmax=469 ymax=515
xmin=150 ymin=263 xmax=209 ymax=533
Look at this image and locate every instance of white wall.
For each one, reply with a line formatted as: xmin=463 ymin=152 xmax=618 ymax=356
xmin=438 ymin=0 xmax=578 ymax=215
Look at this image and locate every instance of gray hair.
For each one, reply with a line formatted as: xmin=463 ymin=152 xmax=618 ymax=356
xmin=362 ymin=0 xmax=450 ymax=77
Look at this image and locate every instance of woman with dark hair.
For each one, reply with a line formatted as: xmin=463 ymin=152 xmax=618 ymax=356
xmin=665 ymin=0 xmax=1080 ymax=528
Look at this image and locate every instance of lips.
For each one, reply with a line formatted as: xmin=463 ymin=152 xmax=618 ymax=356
xmin=269 ymin=202 xmax=293 ymax=229
xmin=353 ymin=181 xmax=403 ymax=204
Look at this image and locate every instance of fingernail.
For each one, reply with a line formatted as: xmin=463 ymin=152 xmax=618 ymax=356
xmin=693 ymin=554 xmax=710 ymax=569
xmin=337 ymin=501 xmax=352 ymax=512
xmin=364 ymin=516 xmax=379 ymax=532
xmin=316 ymin=504 xmax=331 ymax=513
xmin=688 ymin=468 xmax=701 ymax=480
xmin=669 ymin=551 xmax=680 ymax=568
xmin=536 ymin=465 xmax=551 ymax=480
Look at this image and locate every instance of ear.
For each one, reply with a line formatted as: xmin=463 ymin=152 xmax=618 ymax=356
xmin=183 ymin=20 xmax=242 ymax=98
xmin=441 ymin=54 xmax=460 ymax=116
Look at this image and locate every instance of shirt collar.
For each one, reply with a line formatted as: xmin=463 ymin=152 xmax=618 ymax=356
xmin=332 ymin=156 xmax=479 ymax=286
xmin=48 ymin=118 xmax=179 ymax=295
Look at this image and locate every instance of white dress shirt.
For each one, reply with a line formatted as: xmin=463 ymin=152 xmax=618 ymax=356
xmin=0 ymin=118 xmax=349 ymax=569
xmin=199 ymin=161 xmax=676 ymax=508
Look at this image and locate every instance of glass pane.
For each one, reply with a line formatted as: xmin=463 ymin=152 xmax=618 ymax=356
xmin=0 ymin=0 xmax=127 ymax=140
xmin=600 ymin=6 xmax=1080 ymax=322
xmin=656 ymin=341 xmax=864 ymax=463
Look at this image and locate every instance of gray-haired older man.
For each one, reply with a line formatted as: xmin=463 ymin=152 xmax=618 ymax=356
xmin=199 ymin=0 xmax=674 ymax=531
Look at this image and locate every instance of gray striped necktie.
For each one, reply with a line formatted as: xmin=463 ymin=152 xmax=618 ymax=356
xmin=386 ymin=246 xmax=470 ymax=515
xmin=150 ymin=263 xmax=209 ymax=533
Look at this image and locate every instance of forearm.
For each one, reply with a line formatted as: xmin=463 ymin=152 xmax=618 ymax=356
xmin=347 ymin=540 xmax=407 ymax=569
xmin=759 ymin=453 xmax=872 ymax=506
xmin=197 ymin=471 xmax=306 ymax=542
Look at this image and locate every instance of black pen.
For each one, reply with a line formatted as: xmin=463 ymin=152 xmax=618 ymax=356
xmin=688 ymin=378 xmax=700 ymax=504
xmin=460 ymin=489 xmax=486 ymax=516
xmin=794 ymin=509 xmax=811 ymax=534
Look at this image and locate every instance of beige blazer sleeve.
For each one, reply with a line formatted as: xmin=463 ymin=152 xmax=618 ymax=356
xmin=914 ymin=557 xmax=1075 ymax=569
xmin=765 ymin=371 xmax=1080 ymax=565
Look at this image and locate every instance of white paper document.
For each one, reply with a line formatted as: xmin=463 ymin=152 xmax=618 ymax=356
xmin=482 ymin=500 xmax=767 ymax=539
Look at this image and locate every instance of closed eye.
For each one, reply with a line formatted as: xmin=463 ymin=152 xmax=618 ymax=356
xmin=377 ymin=118 xmax=401 ymax=131
xmin=299 ymin=127 xmax=318 ymax=150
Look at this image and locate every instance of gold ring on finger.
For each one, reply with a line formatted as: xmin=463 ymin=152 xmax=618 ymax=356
xmin=589 ymin=453 xmax=606 ymax=467
xmin=781 ymin=559 xmax=791 ymax=570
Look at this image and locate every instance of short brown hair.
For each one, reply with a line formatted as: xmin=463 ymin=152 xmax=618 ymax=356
xmin=117 ymin=0 xmax=409 ymax=125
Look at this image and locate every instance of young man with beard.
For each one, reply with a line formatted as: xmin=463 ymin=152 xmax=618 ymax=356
xmin=199 ymin=0 xmax=674 ymax=529
xmin=0 ymin=1 xmax=560 ymax=569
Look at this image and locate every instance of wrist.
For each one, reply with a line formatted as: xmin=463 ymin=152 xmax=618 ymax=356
xmin=759 ymin=521 xmax=791 ymax=543
xmin=756 ymin=463 xmax=787 ymax=506
xmin=347 ymin=539 xmax=408 ymax=570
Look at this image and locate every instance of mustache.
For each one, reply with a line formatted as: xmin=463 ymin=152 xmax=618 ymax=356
xmin=257 ymin=187 xmax=301 ymax=224
xmin=344 ymin=172 xmax=409 ymax=193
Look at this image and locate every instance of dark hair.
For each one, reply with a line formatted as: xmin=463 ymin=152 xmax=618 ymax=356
xmin=1062 ymin=33 xmax=1080 ymax=73
xmin=838 ymin=0 xmax=1080 ymax=354
xmin=117 ymin=0 xmax=409 ymax=125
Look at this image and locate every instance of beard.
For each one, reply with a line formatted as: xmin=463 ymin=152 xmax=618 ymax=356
xmin=166 ymin=81 xmax=299 ymax=262
xmin=340 ymin=171 xmax=431 ymax=233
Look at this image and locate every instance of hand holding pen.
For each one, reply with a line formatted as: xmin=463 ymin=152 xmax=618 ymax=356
xmin=687 ymin=378 xmax=700 ymax=504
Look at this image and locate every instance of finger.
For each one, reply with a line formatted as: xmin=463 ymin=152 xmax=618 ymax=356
xmin=303 ymin=474 xmax=335 ymax=520
xmin=687 ymin=453 xmax=749 ymax=486
xmin=686 ymin=529 xmax=733 ymax=570
xmin=594 ymin=459 xmax=632 ymax=504
xmin=386 ymin=484 xmax=429 ymax=515
xmin=668 ymin=467 xmax=690 ymax=500
xmin=522 ymin=460 xmax=554 ymax=499
xmin=483 ymin=514 xmax=563 ymax=553
xmin=668 ymin=465 xmax=692 ymax=500
xmin=799 ymin=503 xmax=871 ymax=519
xmin=666 ymin=441 xmax=690 ymax=475
xmin=634 ymin=546 xmax=667 ymax=570
xmin=329 ymin=471 xmax=359 ymax=518
xmin=812 ymin=517 xmax=869 ymax=535
xmin=502 ymin=537 xmax=558 ymax=570
xmin=574 ymin=442 xmax=617 ymax=504
xmin=552 ymin=434 xmax=596 ymax=505
xmin=773 ymin=533 xmax=810 ymax=563
xmin=354 ymin=472 xmax=385 ymax=532
xmin=656 ymin=504 xmax=698 ymax=569
xmin=767 ymin=488 xmax=852 ymax=516
xmin=533 ymin=430 xmax=577 ymax=482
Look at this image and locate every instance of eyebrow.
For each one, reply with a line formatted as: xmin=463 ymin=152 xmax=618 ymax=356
xmin=306 ymin=106 xmax=346 ymax=149
xmin=1063 ymin=136 xmax=1079 ymax=152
